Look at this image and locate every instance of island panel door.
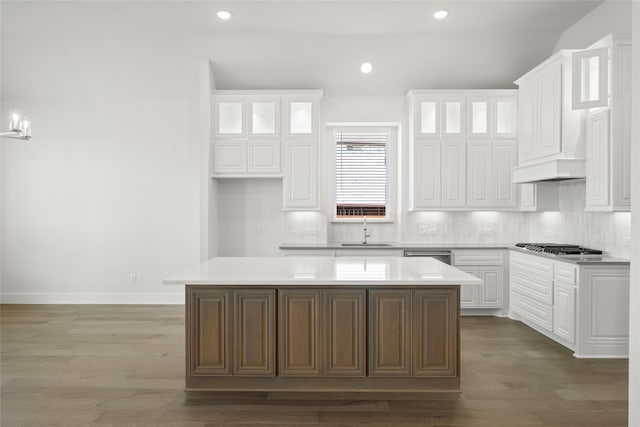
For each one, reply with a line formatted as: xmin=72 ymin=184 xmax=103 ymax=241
xmin=187 ymin=287 xmax=231 ymax=376
xmin=278 ymin=289 xmax=322 ymax=376
xmin=368 ymin=290 xmax=412 ymax=377
xmin=323 ymin=289 xmax=366 ymax=377
xmin=412 ymin=289 xmax=459 ymax=377
xmin=233 ymin=289 xmax=275 ymax=376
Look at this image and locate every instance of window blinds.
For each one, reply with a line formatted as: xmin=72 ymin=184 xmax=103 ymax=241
xmin=335 ymin=130 xmax=388 ymax=218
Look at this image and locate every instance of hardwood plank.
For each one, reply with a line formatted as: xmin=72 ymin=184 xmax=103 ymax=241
xmin=0 ymin=306 xmax=629 ymax=426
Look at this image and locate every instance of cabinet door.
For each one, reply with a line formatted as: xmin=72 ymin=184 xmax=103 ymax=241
xmin=494 ymin=97 xmax=517 ymax=138
xmin=441 ymin=140 xmax=466 ymax=208
xmin=233 ymin=290 xmax=275 ymax=376
xmin=492 ymin=140 xmax=518 ymax=207
xmin=213 ymin=141 xmax=247 ymax=174
xmin=249 ymin=98 xmax=280 ymax=137
xmin=283 ymin=140 xmax=317 ymax=209
xmin=572 ymin=47 xmax=609 ymax=110
xmin=285 ymin=98 xmax=318 ymax=138
xmin=278 ymin=289 xmax=322 ymax=376
xmin=518 ymin=81 xmax=538 ymax=163
xmin=369 ymin=290 xmax=411 ymax=376
xmin=413 ymin=289 xmax=458 ymax=377
xmin=214 ymin=98 xmax=246 ymax=138
xmin=466 ymin=140 xmax=492 ymax=207
xmin=478 ymin=267 xmax=503 ymax=308
xmin=247 ymin=140 xmax=280 ymax=174
xmin=442 ymin=97 xmax=465 ymax=137
xmin=413 ymin=140 xmax=441 ymax=208
xmin=553 ymin=282 xmax=576 ymax=343
xmin=585 ymin=110 xmax=610 ymax=209
xmin=187 ymin=288 xmax=231 ymax=376
xmin=537 ymin=60 xmax=562 ymax=159
xmin=468 ymin=98 xmax=491 ymax=138
xmin=414 ymin=97 xmax=440 ymax=138
xmin=323 ymin=290 xmax=366 ymax=377
xmin=456 ymin=267 xmax=479 ymax=308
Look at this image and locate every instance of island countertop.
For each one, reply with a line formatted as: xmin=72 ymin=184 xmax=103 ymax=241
xmin=163 ymin=256 xmax=483 ymax=287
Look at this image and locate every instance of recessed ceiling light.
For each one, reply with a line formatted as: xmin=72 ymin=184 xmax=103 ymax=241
xmin=217 ymin=10 xmax=232 ymax=20
xmin=433 ymin=10 xmax=448 ymax=19
xmin=360 ymin=62 xmax=373 ymax=74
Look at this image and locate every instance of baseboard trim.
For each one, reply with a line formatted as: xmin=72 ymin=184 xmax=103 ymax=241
xmin=0 ymin=292 xmax=185 ymax=304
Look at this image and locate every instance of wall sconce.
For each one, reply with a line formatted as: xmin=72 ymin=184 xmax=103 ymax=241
xmin=1 ymin=110 xmax=32 ymax=140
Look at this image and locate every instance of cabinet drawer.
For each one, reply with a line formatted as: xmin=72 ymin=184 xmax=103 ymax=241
xmin=453 ymin=250 xmax=504 ymax=266
xmin=554 ymin=262 xmax=576 ymax=285
xmin=511 ymin=292 xmax=553 ymax=333
xmin=510 ymin=271 xmax=553 ymax=305
xmin=510 ymin=252 xmax=553 ymax=281
xmin=281 ymin=250 xmax=334 ymax=257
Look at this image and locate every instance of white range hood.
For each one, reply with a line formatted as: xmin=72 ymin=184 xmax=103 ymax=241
xmin=512 ymin=158 xmax=585 ymax=183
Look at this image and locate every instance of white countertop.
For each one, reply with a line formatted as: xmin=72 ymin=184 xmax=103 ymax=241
xmin=163 ymin=257 xmax=483 ymax=287
xmin=279 ymin=242 xmax=513 ymax=250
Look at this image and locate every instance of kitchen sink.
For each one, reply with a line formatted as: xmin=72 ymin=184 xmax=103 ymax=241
xmin=340 ymin=243 xmax=393 ymax=247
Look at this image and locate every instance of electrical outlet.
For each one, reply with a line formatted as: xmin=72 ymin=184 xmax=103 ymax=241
xmin=418 ymin=225 xmax=429 ymax=235
xmin=305 ymin=227 xmax=317 ymax=235
xmin=257 ymin=225 xmax=264 ymax=235
xmin=481 ymin=227 xmax=492 ymax=235
xmin=624 ymin=237 xmax=631 ymax=247
xmin=129 ymin=273 xmax=137 ymax=285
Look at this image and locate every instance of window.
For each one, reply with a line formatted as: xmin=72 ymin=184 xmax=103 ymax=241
xmin=333 ymin=127 xmax=392 ymax=220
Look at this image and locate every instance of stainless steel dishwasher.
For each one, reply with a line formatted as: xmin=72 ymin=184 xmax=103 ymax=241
xmin=403 ymin=249 xmax=452 ymax=265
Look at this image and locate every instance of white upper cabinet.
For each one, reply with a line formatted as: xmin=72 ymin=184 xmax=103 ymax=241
xmin=249 ymin=99 xmax=280 ymax=137
xmin=442 ymin=97 xmax=465 ymax=137
xmin=585 ymin=110 xmax=610 ymax=208
xmin=211 ymin=90 xmax=322 ymax=182
xmin=282 ymin=139 xmax=317 ymax=209
xmin=441 ymin=140 xmax=466 ymax=207
xmin=413 ymin=140 xmax=442 ymax=208
xmin=468 ymin=98 xmax=490 ymax=138
xmin=408 ymin=90 xmax=519 ymax=211
xmin=466 ymin=140 xmax=492 ymax=207
xmin=414 ymin=96 xmax=440 ymax=137
xmin=572 ymin=47 xmax=609 ymax=110
xmin=581 ymin=34 xmax=632 ymax=212
xmin=284 ymin=96 xmax=320 ymax=138
xmin=214 ymin=98 xmax=246 ymax=138
xmin=494 ymin=97 xmax=518 ymax=138
xmin=492 ymin=140 xmax=517 ymax=207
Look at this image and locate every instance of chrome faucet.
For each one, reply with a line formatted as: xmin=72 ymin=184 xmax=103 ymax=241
xmin=362 ymin=215 xmax=371 ymax=244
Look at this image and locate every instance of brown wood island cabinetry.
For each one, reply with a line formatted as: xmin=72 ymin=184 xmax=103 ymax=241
xmin=186 ymin=285 xmax=460 ymax=392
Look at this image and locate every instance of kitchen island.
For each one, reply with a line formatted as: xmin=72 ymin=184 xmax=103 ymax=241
xmin=164 ymin=256 xmax=482 ymax=393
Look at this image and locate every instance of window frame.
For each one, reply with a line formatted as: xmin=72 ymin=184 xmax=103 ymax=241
xmin=327 ymin=123 xmax=399 ymax=223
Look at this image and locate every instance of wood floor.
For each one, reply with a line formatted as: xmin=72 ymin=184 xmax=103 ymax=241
xmin=0 ymin=305 xmax=628 ymax=426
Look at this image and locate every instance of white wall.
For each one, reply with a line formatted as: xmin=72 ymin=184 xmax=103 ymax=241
xmin=553 ymin=0 xmax=632 ymax=51
xmin=628 ymin=3 xmax=639 ymax=426
xmin=217 ymin=179 xmax=284 ymax=257
xmin=1 ymin=20 xmax=203 ymax=303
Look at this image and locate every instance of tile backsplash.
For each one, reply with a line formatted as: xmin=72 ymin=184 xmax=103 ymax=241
xmin=527 ymin=180 xmax=631 ymax=258
xmin=282 ymin=180 xmax=631 ymax=259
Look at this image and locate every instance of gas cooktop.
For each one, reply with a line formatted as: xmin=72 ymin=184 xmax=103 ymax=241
xmin=515 ymin=243 xmax=603 ymax=255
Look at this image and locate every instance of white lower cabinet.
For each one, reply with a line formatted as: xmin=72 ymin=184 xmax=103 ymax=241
xmin=453 ymin=250 xmax=505 ymax=310
xmin=510 ymin=251 xmax=629 ymax=357
xmin=457 ymin=267 xmax=479 ymax=308
xmin=553 ymin=281 xmax=576 ymax=344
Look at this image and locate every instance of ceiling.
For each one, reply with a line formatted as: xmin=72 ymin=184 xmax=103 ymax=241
xmin=1 ymin=1 xmax=605 ymax=95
